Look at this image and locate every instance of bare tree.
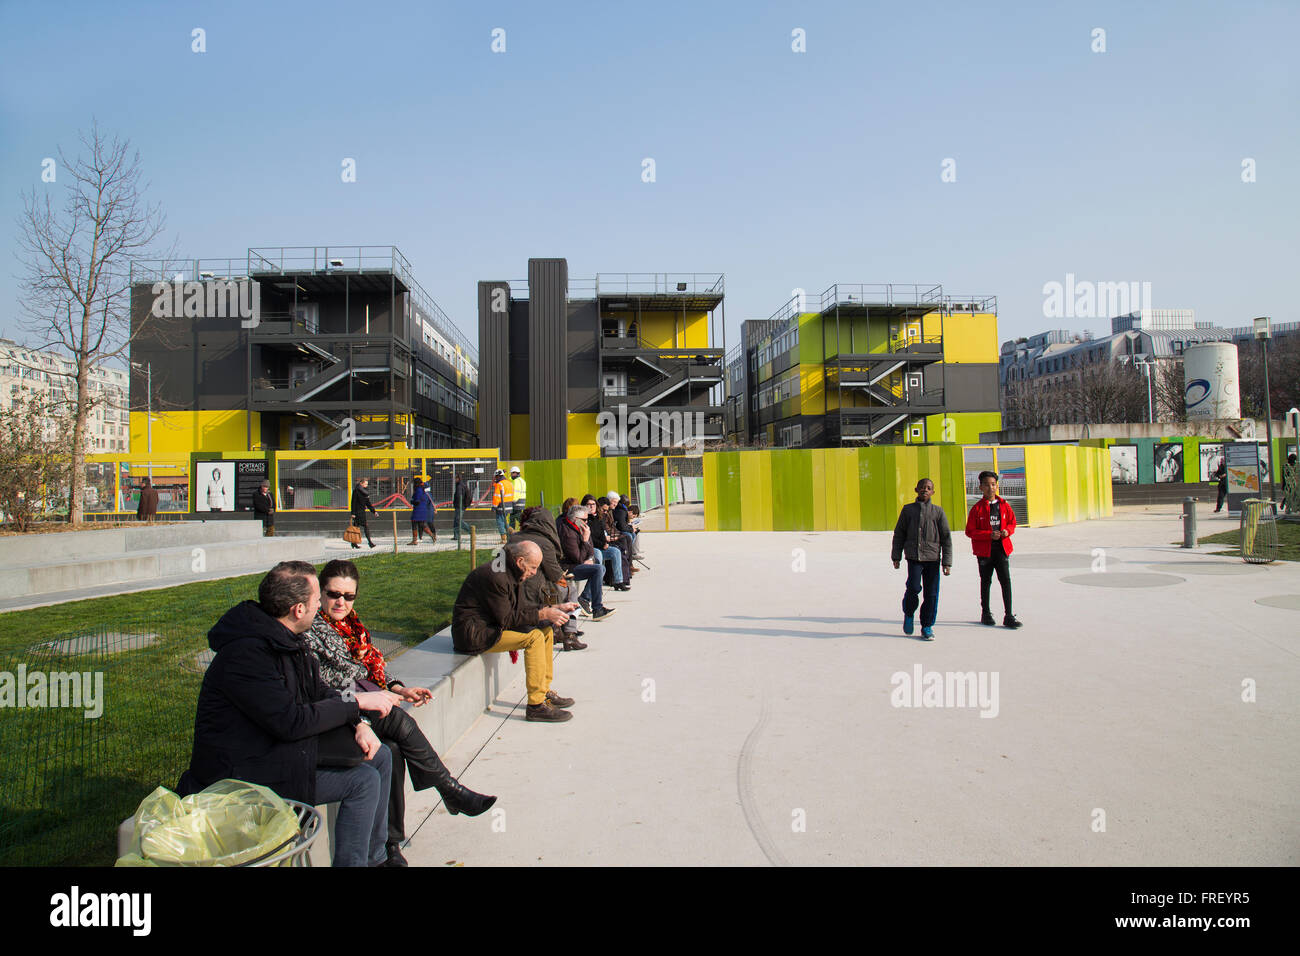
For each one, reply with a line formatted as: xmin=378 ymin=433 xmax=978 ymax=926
xmin=1153 ymin=360 xmax=1187 ymax=424
xmin=16 ymin=122 xmax=166 ymax=523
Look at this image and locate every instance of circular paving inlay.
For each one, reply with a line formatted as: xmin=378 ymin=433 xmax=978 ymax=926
xmin=1144 ymin=561 xmax=1261 ymax=575
xmin=1013 ymin=552 xmax=1124 ymax=570
xmin=1060 ymin=572 xmax=1185 ymax=588
xmin=1255 ymin=594 xmax=1300 ymax=611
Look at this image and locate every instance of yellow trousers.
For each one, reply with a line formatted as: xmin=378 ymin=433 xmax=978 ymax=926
xmin=488 ymin=627 xmax=554 ymax=705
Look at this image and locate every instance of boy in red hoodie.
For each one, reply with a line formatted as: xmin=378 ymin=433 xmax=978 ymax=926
xmin=964 ymin=471 xmax=1023 ymax=629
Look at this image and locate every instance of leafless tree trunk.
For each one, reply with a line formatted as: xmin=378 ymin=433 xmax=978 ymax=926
xmin=16 ymin=122 xmax=166 ymax=523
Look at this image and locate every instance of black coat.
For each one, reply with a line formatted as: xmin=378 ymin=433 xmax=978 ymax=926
xmin=507 ymin=509 xmax=566 ymax=606
xmin=350 ymin=485 xmax=375 ymax=521
xmin=252 ymin=490 xmax=275 ymax=518
xmin=453 ymin=482 xmax=471 ymax=510
xmin=612 ymin=500 xmax=635 ymax=535
xmin=177 ymin=601 xmax=359 ymax=804
xmin=451 ymin=562 xmax=544 ymax=655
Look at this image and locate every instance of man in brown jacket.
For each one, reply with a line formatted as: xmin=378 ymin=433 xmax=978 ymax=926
xmin=451 ymin=541 xmax=579 ymax=722
xmin=507 ymin=507 xmax=588 ymax=651
xmin=136 ymin=478 xmax=159 ymax=522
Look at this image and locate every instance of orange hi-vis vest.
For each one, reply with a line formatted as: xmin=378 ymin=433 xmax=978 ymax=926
xmin=492 ymin=479 xmax=515 ymax=507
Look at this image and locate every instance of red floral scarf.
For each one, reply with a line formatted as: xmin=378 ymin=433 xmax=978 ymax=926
xmin=325 ymin=611 xmax=388 ymax=687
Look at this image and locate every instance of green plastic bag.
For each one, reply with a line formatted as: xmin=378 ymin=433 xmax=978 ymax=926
xmin=116 ymin=779 xmax=303 ymax=867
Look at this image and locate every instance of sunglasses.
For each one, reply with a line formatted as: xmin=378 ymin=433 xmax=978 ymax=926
xmin=324 ymin=589 xmax=357 ymax=602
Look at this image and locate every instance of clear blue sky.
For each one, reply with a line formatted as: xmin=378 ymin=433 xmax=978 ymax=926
xmin=1 ymin=0 xmax=1296 ymax=353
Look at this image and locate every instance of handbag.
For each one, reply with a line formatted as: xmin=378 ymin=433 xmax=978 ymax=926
xmin=317 ymin=723 xmax=365 ymax=768
xmin=343 ymin=523 xmax=362 ymax=544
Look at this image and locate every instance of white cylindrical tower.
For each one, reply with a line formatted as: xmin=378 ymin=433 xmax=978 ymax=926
xmin=1183 ymin=342 xmax=1240 ymax=421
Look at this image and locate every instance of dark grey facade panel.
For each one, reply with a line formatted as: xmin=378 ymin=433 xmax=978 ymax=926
xmin=509 ymin=302 xmax=530 ymax=414
xmin=941 ymin=363 xmax=1000 ymax=412
xmin=476 ymin=280 xmax=512 ymax=453
xmin=527 ymin=258 xmax=568 ymax=460
xmin=567 ymin=300 xmax=599 ymax=414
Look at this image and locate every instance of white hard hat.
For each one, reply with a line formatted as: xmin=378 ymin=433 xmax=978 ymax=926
xmin=510 ymin=466 xmax=520 ymax=474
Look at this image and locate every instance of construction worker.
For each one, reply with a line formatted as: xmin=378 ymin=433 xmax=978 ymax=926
xmin=491 ymin=468 xmax=514 ymax=543
xmin=508 ymin=466 xmax=527 ymax=530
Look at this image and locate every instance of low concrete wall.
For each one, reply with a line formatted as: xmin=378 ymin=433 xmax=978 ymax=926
xmin=2 ymin=520 xmax=265 ymax=567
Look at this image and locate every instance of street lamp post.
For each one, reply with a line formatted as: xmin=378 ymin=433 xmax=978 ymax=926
xmin=131 ymin=360 xmax=152 ymax=480
xmin=1254 ymin=317 xmax=1274 ymax=502
xmin=1134 ymin=356 xmax=1155 ymax=423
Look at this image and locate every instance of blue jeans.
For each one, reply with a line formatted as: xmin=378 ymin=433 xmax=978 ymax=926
xmin=903 ymin=559 xmax=941 ymax=628
xmin=598 ymin=546 xmax=622 ymax=584
xmin=316 ymin=743 xmax=392 ymax=867
xmin=568 ymin=561 xmax=604 ymax=611
xmin=452 ymin=507 xmax=471 ymax=544
xmin=494 ymin=507 xmax=507 ymax=535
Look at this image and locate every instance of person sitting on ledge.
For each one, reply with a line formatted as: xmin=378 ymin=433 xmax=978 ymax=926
xmin=508 ymin=506 xmax=588 ymax=651
xmin=590 ymin=496 xmax=630 ymax=590
xmin=451 ymin=541 xmax=579 ymax=722
xmin=559 ymin=505 xmax=617 ymax=621
xmin=303 ymin=559 xmax=496 ymax=867
xmin=177 ymin=561 xmax=395 ymax=867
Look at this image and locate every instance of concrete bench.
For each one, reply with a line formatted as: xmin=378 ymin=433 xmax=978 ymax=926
xmin=118 ymin=627 xmax=522 ymax=866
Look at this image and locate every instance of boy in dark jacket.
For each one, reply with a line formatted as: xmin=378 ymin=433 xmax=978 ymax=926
xmin=890 ymin=478 xmax=952 ymax=641
xmin=965 ymin=471 xmax=1022 ymax=629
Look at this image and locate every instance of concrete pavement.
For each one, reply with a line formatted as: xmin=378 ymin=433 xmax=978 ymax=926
xmin=403 ymin=505 xmax=1299 ymax=866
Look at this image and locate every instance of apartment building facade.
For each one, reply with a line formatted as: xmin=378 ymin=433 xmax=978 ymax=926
xmin=0 ymin=339 xmax=129 ymax=452
xmin=128 ymin=246 xmax=477 ymax=453
xmin=724 ymin=284 xmax=1002 ymax=447
xmin=477 ymin=259 xmax=726 ymax=459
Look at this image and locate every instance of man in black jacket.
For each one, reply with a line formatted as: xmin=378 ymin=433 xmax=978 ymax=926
xmin=350 ymin=478 xmax=377 ymax=549
xmin=451 ymin=541 xmax=579 ymax=722
xmin=890 ymin=478 xmax=953 ymax=642
xmin=452 ymin=475 xmax=473 ymax=546
xmin=252 ymin=481 xmax=275 ymax=535
xmin=177 ymin=561 xmax=396 ymax=866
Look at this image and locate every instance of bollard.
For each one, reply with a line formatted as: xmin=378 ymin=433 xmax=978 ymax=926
xmin=392 ymin=511 xmax=398 ymax=555
xmin=1182 ymin=497 xmax=1198 ymax=548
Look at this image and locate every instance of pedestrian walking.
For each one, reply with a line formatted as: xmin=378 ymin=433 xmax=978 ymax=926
xmin=965 ymin=471 xmax=1022 ymax=628
xmin=350 ymin=477 xmax=378 ymax=549
xmin=452 ymin=474 xmax=473 ymax=546
xmin=136 ymin=477 xmax=159 ymax=522
xmin=408 ymin=476 xmax=436 ymax=545
xmin=491 ymin=469 xmax=513 ymax=543
xmin=890 ymin=478 xmax=952 ymax=641
xmin=1213 ymin=457 xmax=1228 ymax=513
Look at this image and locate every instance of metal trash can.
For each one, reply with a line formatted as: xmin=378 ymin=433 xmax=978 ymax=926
xmin=1240 ymin=499 xmax=1279 ymax=564
xmin=239 ymin=800 xmax=323 ymax=867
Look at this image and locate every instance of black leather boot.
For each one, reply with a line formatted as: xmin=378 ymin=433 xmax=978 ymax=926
xmin=407 ymin=749 xmax=496 ymax=816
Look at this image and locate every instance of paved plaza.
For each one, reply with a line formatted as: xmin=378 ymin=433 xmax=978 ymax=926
xmin=402 ymin=504 xmax=1300 ymax=866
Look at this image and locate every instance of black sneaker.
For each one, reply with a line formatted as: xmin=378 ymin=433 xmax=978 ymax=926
xmin=980 ymin=611 xmax=996 ymax=626
xmin=590 ymin=607 xmax=617 ymax=622
xmin=1003 ymin=615 xmax=1023 ymax=629
xmin=525 ymin=701 xmax=573 ymax=722
xmin=579 ymin=598 xmax=592 ymax=615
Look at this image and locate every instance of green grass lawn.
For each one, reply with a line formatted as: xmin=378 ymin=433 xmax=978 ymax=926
xmin=1198 ymin=518 xmax=1300 ymax=561
xmin=0 ymin=548 xmax=481 ymax=867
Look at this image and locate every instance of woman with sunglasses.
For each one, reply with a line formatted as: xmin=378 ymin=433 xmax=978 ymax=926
xmin=304 ymin=559 xmax=495 ymax=867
